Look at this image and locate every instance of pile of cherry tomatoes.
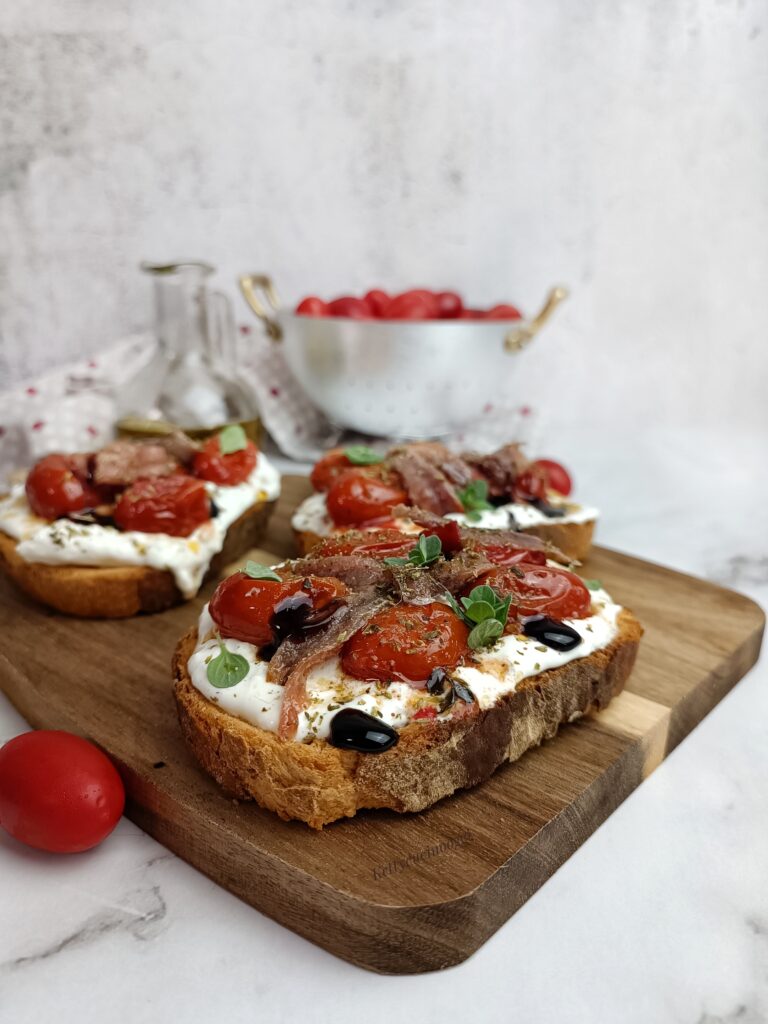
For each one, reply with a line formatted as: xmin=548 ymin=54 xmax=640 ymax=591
xmin=295 ymin=288 xmax=523 ymax=321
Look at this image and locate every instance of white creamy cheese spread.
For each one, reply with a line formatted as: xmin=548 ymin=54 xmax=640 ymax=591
xmin=187 ymin=586 xmax=620 ymax=743
xmin=291 ymin=490 xmax=598 ymax=539
xmin=0 ymin=454 xmax=281 ymax=599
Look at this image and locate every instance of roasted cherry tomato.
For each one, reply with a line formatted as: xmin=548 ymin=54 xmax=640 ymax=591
xmin=315 ymin=528 xmax=415 ymax=560
xmin=326 ymin=470 xmax=408 ymax=526
xmin=327 ymin=296 xmax=372 ymax=318
xmin=485 ymin=304 xmax=523 ymax=320
xmin=423 ymin=519 xmax=463 ymax=553
xmin=192 ymin=436 xmax=258 ymax=486
xmin=513 ymin=466 xmax=548 ymax=503
xmin=0 ymin=731 xmax=124 ymax=853
xmin=25 ymin=454 xmax=101 ymax=520
xmin=472 ymin=565 xmax=591 ymax=621
xmin=210 ymin=572 xmax=347 ymax=647
xmin=113 ymin=475 xmax=211 ymax=536
xmin=364 ymin=289 xmax=390 ymax=317
xmin=531 ymin=458 xmax=572 ymax=497
xmin=435 ymin=291 xmax=463 ymax=318
xmin=295 ymin=296 xmax=328 ymax=316
xmin=341 ymin=602 xmax=470 ymax=684
xmin=472 ymin=542 xmax=548 ymax=567
xmin=310 ymin=449 xmax=354 ymax=492
xmin=382 ymin=289 xmax=439 ymax=320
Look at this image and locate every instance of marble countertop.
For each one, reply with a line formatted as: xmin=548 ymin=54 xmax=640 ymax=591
xmin=1 ymin=425 xmax=766 ymax=1024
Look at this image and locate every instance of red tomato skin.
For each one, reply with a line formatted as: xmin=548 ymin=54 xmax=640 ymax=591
xmin=209 ymin=572 xmax=347 ymax=646
xmin=341 ymin=602 xmax=470 ymax=684
xmin=435 ymin=291 xmax=463 ymax=318
xmin=364 ymin=289 xmax=390 ymax=317
xmin=113 ymin=476 xmax=211 ymax=536
xmin=295 ymin=296 xmax=328 ymax=316
xmin=513 ymin=466 xmax=548 ymax=503
xmin=473 ymin=542 xmax=548 ymax=567
xmin=326 ymin=470 xmax=408 ymax=526
xmin=424 ymin=519 xmax=463 ymax=553
xmin=25 ymin=454 xmax=101 ymax=520
xmin=0 ymin=731 xmax=124 ymax=853
xmin=382 ymin=290 xmax=439 ymax=320
xmin=458 ymin=308 xmax=485 ymax=319
xmin=472 ymin=565 xmax=592 ymax=620
xmin=327 ymin=296 xmax=372 ymax=318
xmin=314 ymin=529 xmax=415 ymax=560
xmin=192 ymin=437 xmax=258 ymax=486
xmin=485 ymin=304 xmax=523 ymax=320
xmin=310 ymin=449 xmax=353 ymax=492
xmin=531 ymin=458 xmax=573 ymax=497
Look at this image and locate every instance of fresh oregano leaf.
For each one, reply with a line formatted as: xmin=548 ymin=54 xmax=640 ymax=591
xmin=243 ymin=560 xmax=281 ymax=582
xmin=384 ymin=533 xmax=442 ymax=568
xmin=207 ymin=640 xmax=249 ymax=688
xmin=219 ymin=424 xmax=248 ymax=455
xmin=344 ymin=445 xmax=384 ymax=465
xmin=457 ymin=479 xmax=493 ymax=516
xmin=467 ymin=618 xmax=504 ymax=650
xmin=584 ymin=579 xmax=603 ymax=591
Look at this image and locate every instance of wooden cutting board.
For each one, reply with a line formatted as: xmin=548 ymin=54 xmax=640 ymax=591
xmin=0 ymin=476 xmax=763 ymax=974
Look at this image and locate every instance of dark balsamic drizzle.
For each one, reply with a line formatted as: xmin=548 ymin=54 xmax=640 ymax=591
xmin=63 ymin=507 xmax=117 ymax=528
xmin=269 ymin=594 xmax=343 ymax=644
xmin=528 ymin=498 xmax=566 ymax=519
xmin=329 ymin=708 xmax=398 ymax=753
xmin=522 ymin=615 xmax=582 ymax=652
xmin=209 ymin=498 xmax=220 ymax=518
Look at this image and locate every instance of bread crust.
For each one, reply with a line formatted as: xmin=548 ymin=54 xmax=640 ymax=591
xmin=0 ymin=499 xmax=275 ymax=618
xmin=173 ymin=608 xmax=642 ymax=828
xmin=293 ymin=518 xmax=595 ymax=562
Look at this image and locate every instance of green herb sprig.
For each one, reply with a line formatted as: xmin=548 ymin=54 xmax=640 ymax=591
xmin=207 ymin=637 xmax=249 ymax=688
xmin=243 ymin=560 xmax=281 ymax=582
xmin=344 ymin=445 xmax=384 ymax=466
xmin=218 ymin=424 xmax=248 ymax=455
xmin=448 ymin=584 xmax=512 ymax=650
xmin=583 ymin=579 xmax=603 ymax=591
xmin=383 ymin=533 xmax=442 ymax=568
xmin=457 ymin=479 xmax=493 ymax=522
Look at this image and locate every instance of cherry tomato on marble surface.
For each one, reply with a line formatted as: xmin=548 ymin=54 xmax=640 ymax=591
xmin=0 ymin=731 xmax=124 ymax=853
xmin=327 ymin=296 xmax=372 ymax=318
xmin=435 ymin=291 xmax=463 ymax=318
xmin=382 ymin=290 xmax=439 ymax=320
xmin=364 ymin=289 xmax=390 ymax=317
xmin=295 ymin=296 xmax=328 ymax=316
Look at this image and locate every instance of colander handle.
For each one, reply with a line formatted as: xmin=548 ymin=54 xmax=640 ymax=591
xmin=504 ymin=286 xmax=569 ymax=354
xmin=238 ymin=274 xmax=283 ymax=341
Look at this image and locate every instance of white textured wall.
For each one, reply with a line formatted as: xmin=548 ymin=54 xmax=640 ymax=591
xmin=1 ymin=0 xmax=767 ymax=436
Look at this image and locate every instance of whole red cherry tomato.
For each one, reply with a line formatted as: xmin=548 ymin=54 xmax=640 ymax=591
xmin=341 ymin=602 xmax=470 ymax=683
xmin=531 ymin=458 xmax=573 ymax=497
xmin=472 ymin=542 xmax=548 ymax=567
xmin=310 ymin=449 xmax=353 ymax=491
xmin=326 ymin=470 xmax=408 ymax=525
xmin=25 ymin=454 xmax=101 ymax=520
xmin=435 ymin=291 xmax=463 ymax=318
xmin=382 ymin=290 xmax=439 ymax=320
xmin=327 ymin=296 xmax=372 ymax=318
xmin=0 ymin=731 xmax=124 ymax=853
xmin=513 ymin=466 xmax=548 ymax=503
xmin=485 ymin=304 xmax=523 ymax=320
xmin=295 ymin=296 xmax=328 ymax=316
xmin=364 ymin=289 xmax=390 ymax=317
xmin=472 ymin=565 xmax=591 ymax=620
xmin=210 ymin=572 xmax=347 ymax=646
xmin=193 ymin=436 xmax=258 ymax=486
xmin=114 ymin=475 xmax=211 ymax=536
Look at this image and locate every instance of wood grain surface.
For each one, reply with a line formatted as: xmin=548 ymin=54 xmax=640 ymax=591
xmin=0 ymin=476 xmax=764 ymax=974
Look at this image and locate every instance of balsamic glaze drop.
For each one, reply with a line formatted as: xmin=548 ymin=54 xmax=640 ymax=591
xmin=529 ymin=498 xmax=566 ymax=519
xmin=209 ymin=498 xmax=221 ymax=519
xmin=329 ymin=708 xmax=398 ymax=753
xmin=523 ymin=615 xmax=582 ymax=652
xmin=269 ymin=594 xmax=342 ymax=644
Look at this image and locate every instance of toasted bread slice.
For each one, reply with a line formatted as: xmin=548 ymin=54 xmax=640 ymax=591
xmin=293 ymin=518 xmax=595 ymax=563
xmin=0 ymin=499 xmax=275 ymax=618
xmin=173 ymin=607 xmax=642 ymax=828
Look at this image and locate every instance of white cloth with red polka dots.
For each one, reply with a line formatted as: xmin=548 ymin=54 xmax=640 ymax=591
xmin=0 ymin=331 xmax=536 ymax=483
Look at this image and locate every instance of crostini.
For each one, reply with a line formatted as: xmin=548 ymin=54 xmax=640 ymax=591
xmin=173 ymin=519 xmax=641 ymax=828
xmin=0 ymin=426 xmax=280 ymax=617
xmin=292 ymin=442 xmax=597 ymax=562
